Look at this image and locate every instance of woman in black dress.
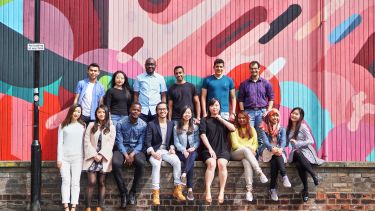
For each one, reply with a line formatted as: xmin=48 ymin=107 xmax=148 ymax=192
xmin=200 ymin=98 xmax=235 ymax=204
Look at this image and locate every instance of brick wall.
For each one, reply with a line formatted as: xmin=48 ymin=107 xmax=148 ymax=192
xmin=1 ymin=161 xmax=375 ymax=210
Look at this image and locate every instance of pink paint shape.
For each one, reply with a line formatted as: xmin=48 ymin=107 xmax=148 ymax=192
xmin=45 ymin=107 xmax=69 ymax=130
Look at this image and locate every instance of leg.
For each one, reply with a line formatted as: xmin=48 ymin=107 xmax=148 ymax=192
xmin=269 ymin=156 xmax=279 ymax=189
xmin=275 ymin=155 xmax=287 ymax=177
xmin=98 ymin=173 xmax=107 ymax=207
xmin=217 ymin=158 xmax=228 ymax=203
xmin=130 ymin=152 xmax=146 ymax=193
xmin=294 ymin=150 xmax=317 ymax=178
xmin=241 ymin=159 xmax=253 ymax=191
xmin=60 ymin=159 xmax=71 ymax=208
xmin=204 ymin=158 xmax=216 ymax=202
xmin=70 ymin=157 xmax=82 ymax=206
xmin=149 ymin=155 xmax=162 ymax=190
xmin=295 ymin=161 xmax=308 ymax=191
xmin=86 ymin=172 xmax=97 ymax=208
xmin=161 ymin=153 xmax=182 ymax=185
xmin=185 ymin=152 xmax=198 ymax=189
xmin=112 ymin=151 xmax=128 ymax=196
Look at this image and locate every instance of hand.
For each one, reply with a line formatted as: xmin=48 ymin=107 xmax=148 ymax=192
xmin=262 ymin=109 xmax=269 ymax=117
xmin=203 ymin=113 xmax=207 ymax=118
xmin=152 ymin=151 xmax=161 ymax=160
xmin=290 ymin=139 xmax=297 ymax=144
xmin=183 ymin=151 xmax=190 ymax=158
xmin=271 ymin=147 xmax=278 ymax=154
xmin=94 ymin=154 xmax=103 ymax=162
xmin=251 ymin=149 xmax=256 ymax=155
xmin=215 ymin=114 xmax=223 ymax=121
xmin=229 ymin=113 xmax=236 ymax=121
xmin=187 ymin=147 xmax=196 ymax=153
xmin=193 ymin=118 xmax=201 ymax=125
xmin=208 ymin=149 xmax=217 ymax=159
xmin=127 ymin=152 xmax=135 ymax=166
xmin=57 ymin=161 xmax=62 ymax=169
xmin=169 ymin=148 xmax=175 ymax=154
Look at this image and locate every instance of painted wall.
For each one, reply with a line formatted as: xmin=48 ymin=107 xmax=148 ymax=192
xmin=0 ymin=0 xmax=374 ymax=161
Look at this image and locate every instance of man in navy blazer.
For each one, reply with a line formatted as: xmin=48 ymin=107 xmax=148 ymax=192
xmin=144 ymin=102 xmax=186 ymax=205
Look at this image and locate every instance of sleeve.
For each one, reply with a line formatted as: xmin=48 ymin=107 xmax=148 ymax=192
xmin=105 ymin=89 xmax=112 ymax=111
xmin=199 ymin=118 xmax=207 ymax=135
xmin=134 ymin=125 xmax=146 ymax=154
xmin=237 ymin=82 xmax=245 ymax=102
xmin=249 ymin=127 xmax=258 ymax=152
xmin=133 ymin=77 xmax=140 ymax=92
xmin=169 ymin=123 xmax=175 ymax=150
xmin=173 ymin=126 xmax=185 ymax=152
xmin=160 ymin=76 xmax=168 ymax=93
xmin=99 ymin=84 xmax=105 ymax=98
xmin=84 ymin=123 xmax=98 ymax=160
xmin=201 ymin=77 xmax=208 ymax=89
xmin=99 ymin=124 xmax=116 ymax=161
xmin=230 ymin=130 xmax=240 ymax=151
xmin=57 ymin=125 xmax=64 ymax=162
xmin=115 ymin=123 xmax=127 ymax=153
xmin=229 ymin=77 xmax=235 ymax=89
xmin=192 ymin=84 xmax=198 ymax=96
xmin=294 ymin=124 xmax=314 ymax=149
xmin=144 ymin=123 xmax=154 ymax=154
xmin=193 ymin=125 xmax=200 ymax=149
xmin=266 ymin=81 xmax=274 ymax=101
xmin=75 ymin=81 xmax=82 ymax=94
xmin=261 ymin=129 xmax=272 ymax=151
xmin=279 ymin=128 xmax=286 ymax=149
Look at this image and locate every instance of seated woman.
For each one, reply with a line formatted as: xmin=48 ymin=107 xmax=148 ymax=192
xmin=200 ymin=98 xmax=236 ymax=204
xmin=230 ymin=111 xmax=268 ymax=202
xmin=286 ymin=107 xmax=324 ymax=202
xmin=83 ymin=105 xmax=116 ymax=211
xmin=259 ymin=108 xmax=291 ymax=201
xmin=174 ymin=106 xmax=200 ymax=201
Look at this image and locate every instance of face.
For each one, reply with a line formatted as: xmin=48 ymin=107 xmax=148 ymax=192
xmin=87 ymin=66 xmax=100 ymax=80
xmin=209 ymin=101 xmax=220 ymax=115
xmin=269 ymin=113 xmax=280 ymax=125
xmin=249 ymin=63 xmax=260 ymax=78
xmin=96 ymin=108 xmax=106 ymax=121
xmin=145 ymin=58 xmax=156 ymax=75
xmin=71 ymin=107 xmax=82 ymax=121
xmin=114 ymin=73 xmax=125 ymax=87
xmin=129 ymin=104 xmax=141 ymax=119
xmin=182 ymin=108 xmax=192 ymax=121
xmin=213 ymin=63 xmax=224 ymax=76
xmin=174 ymin=68 xmax=185 ymax=82
xmin=237 ymin=113 xmax=248 ymax=127
xmin=156 ymin=104 xmax=168 ymax=118
xmin=290 ymin=109 xmax=301 ymax=123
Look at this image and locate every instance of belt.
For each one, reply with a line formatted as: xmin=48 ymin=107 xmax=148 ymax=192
xmin=245 ymin=107 xmax=266 ymax=111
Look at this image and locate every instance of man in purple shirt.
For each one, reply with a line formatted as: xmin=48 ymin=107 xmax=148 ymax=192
xmin=238 ymin=61 xmax=274 ymax=155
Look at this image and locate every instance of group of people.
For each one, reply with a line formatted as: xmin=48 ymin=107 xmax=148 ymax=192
xmin=57 ymin=59 xmax=324 ymax=211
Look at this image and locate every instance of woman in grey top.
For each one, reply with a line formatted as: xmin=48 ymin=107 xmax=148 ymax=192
xmin=286 ymin=107 xmax=324 ymax=202
xmin=57 ymin=104 xmax=86 ymax=211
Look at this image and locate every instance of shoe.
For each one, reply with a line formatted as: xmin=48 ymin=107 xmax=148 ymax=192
xmin=313 ymin=175 xmax=321 ymax=186
xmin=128 ymin=191 xmax=136 ymax=205
xmin=180 ymin=175 xmax=187 ymax=186
xmin=152 ymin=189 xmax=160 ymax=205
xmin=120 ymin=194 xmax=127 ymax=208
xmin=173 ymin=185 xmax=186 ymax=201
xmin=186 ymin=190 xmax=194 ymax=201
xmin=218 ymin=193 xmax=225 ymax=204
xmin=95 ymin=207 xmax=102 ymax=211
xmin=302 ymin=191 xmax=309 ymax=202
xmin=85 ymin=208 xmax=91 ymax=211
xmin=270 ymin=189 xmax=278 ymax=201
xmin=259 ymin=173 xmax=268 ymax=183
xmin=245 ymin=191 xmax=253 ymax=202
xmin=283 ymin=176 xmax=292 ymax=187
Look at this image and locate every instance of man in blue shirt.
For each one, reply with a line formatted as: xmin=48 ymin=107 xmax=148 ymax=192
xmin=133 ymin=57 xmax=167 ymax=123
xmin=201 ymin=58 xmax=236 ymax=120
xmin=112 ymin=102 xmax=147 ymax=208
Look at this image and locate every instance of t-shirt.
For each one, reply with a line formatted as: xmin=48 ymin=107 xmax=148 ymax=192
xmin=168 ymin=82 xmax=198 ymax=120
xmin=160 ymin=123 xmax=168 ymax=150
xmin=199 ymin=117 xmax=230 ymax=154
xmin=202 ymin=75 xmax=234 ymax=112
xmin=81 ymin=82 xmax=95 ymax=117
xmin=105 ymin=88 xmax=131 ymax=116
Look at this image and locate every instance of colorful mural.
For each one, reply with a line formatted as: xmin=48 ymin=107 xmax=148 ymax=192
xmin=0 ymin=0 xmax=374 ymax=161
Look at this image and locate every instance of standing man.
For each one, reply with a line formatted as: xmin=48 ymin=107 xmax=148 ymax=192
xmin=133 ymin=57 xmax=167 ymax=123
xmin=238 ymin=61 xmax=274 ymax=150
xmin=201 ymin=58 xmax=236 ymax=120
xmin=168 ymin=66 xmax=201 ymax=124
xmin=112 ymin=102 xmax=147 ymax=208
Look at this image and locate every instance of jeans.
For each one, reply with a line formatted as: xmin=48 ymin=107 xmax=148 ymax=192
xmin=112 ymin=151 xmax=146 ymax=195
xmin=176 ymin=151 xmax=198 ymax=188
xmin=110 ymin=114 xmax=127 ymax=126
xmin=149 ymin=149 xmax=182 ymax=189
xmin=59 ymin=155 xmax=83 ymax=204
xmin=245 ymin=108 xmax=266 ymax=157
xmin=140 ymin=110 xmax=156 ymax=123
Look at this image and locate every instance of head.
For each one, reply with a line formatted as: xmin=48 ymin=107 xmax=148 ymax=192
xmin=145 ymin=57 xmax=156 ymax=75
xmin=91 ymin=105 xmax=111 ymax=134
xmin=266 ymin=108 xmax=280 ymax=125
xmin=260 ymin=108 xmax=281 ymax=136
xmin=111 ymin=70 xmax=126 ymax=87
xmin=213 ymin=58 xmax=225 ymax=76
xmin=249 ymin=61 xmax=260 ymax=79
xmin=61 ymin=104 xmax=85 ymax=128
xmin=156 ymin=102 xmax=168 ymax=119
xmin=173 ymin=66 xmax=185 ymax=82
xmin=207 ymin=98 xmax=221 ymax=117
xmin=235 ymin=111 xmax=253 ymax=139
xmin=129 ymin=102 xmax=142 ymax=120
xmin=177 ymin=106 xmax=194 ymax=134
xmin=287 ymin=107 xmax=305 ymax=140
xmin=87 ymin=63 xmax=100 ymax=81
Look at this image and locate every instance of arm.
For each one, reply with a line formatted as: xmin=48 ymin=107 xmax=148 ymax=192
xmin=168 ymin=99 xmax=173 ymax=121
xmin=217 ymin=115 xmax=236 ymax=132
xmin=267 ymin=100 xmax=274 ymax=111
xmin=192 ymin=126 xmax=200 ymax=149
xmin=134 ymin=125 xmax=146 ymax=154
xmin=133 ymin=92 xmax=139 ymax=103
xmin=133 ymin=78 xmax=140 ymax=102
xmin=73 ymin=94 xmax=79 ymax=105
xmin=193 ymin=95 xmax=201 ymax=120
xmin=173 ymin=127 xmax=185 ymax=152
xmin=98 ymin=124 xmax=116 ymax=161
xmin=239 ymin=102 xmax=245 ymax=111
xmin=294 ymin=125 xmax=314 ymax=148
xmin=249 ymin=127 xmax=258 ymax=153
xmin=84 ymin=124 xmax=98 ymax=160
xmin=73 ymin=81 xmax=81 ymax=105
xmin=57 ymin=125 xmax=64 ymax=162
xmin=201 ymin=88 xmax=207 ymax=117
xmin=200 ymin=134 xmax=213 ymax=152
xmin=266 ymin=82 xmax=274 ymax=111
xmin=161 ymin=92 xmax=167 ymax=103
xmin=229 ymin=89 xmax=236 ymax=120
xmin=115 ymin=123 xmax=127 ymax=154
xmin=104 ymin=90 xmax=111 ymax=109
xmin=144 ymin=124 xmax=154 ymax=155
xmin=260 ymin=129 xmax=272 ymax=151
xmin=238 ymin=82 xmax=245 ymax=111
xmin=279 ymin=128 xmax=286 ymax=149
xmin=230 ymin=130 xmax=241 ymax=151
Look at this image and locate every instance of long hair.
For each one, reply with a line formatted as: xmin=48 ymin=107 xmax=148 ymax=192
xmin=110 ymin=70 xmax=133 ymax=97
xmin=235 ymin=111 xmax=253 ymax=139
xmin=176 ymin=106 xmax=194 ymax=135
xmin=61 ymin=104 xmax=85 ymax=129
xmin=286 ymin=107 xmax=305 ymax=140
xmin=91 ymin=105 xmax=111 ymax=135
xmin=207 ymin=98 xmax=221 ymax=117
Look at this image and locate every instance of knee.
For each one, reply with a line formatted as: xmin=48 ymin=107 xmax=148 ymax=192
xmin=98 ymin=179 xmax=106 ymax=188
xmin=217 ymin=161 xmax=227 ymax=171
xmin=206 ymin=160 xmax=216 ymax=170
xmin=112 ymin=159 xmax=123 ymax=169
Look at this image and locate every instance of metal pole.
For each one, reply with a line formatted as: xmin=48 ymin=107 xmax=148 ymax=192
xmin=31 ymin=0 xmax=41 ymax=210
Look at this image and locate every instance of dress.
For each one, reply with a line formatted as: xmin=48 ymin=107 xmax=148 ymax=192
xmin=200 ymin=117 xmax=230 ymax=161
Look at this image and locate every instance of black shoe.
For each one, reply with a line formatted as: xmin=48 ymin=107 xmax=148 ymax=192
xmin=120 ymin=194 xmax=127 ymax=209
xmin=302 ymin=191 xmax=309 ymax=202
xmin=128 ymin=191 xmax=136 ymax=205
xmin=313 ymin=175 xmax=321 ymax=186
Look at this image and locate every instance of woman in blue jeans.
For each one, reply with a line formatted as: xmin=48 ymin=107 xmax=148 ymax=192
xmin=173 ymin=106 xmax=200 ymax=200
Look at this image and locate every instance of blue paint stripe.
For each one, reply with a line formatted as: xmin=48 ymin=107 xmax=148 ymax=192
xmin=329 ymin=14 xmax=362 ymax=44
xmin=0 ymin=0 xmax=23 ymax=34
xmin=366 ymin=148 xmax=375 ymax=162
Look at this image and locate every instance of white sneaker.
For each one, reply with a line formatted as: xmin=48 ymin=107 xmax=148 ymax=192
xmin=259 ymin=173 xmax=268 ymax=183
xmin=245 ymin=191 xmax=253 ymax=202
xmin=270 ymin=189 xmax=278 ymax=201
xmin=283 ymin=176 xmax=291 ymax=187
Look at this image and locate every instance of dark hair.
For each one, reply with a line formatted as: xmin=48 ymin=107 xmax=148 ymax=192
xmin=249 ymin=61 xmax=260 ymax=68
xmin=130 ymin=102 xmax=142 ymax=109
xmin=87 ymin=63 xmax=100 ymax=71
xmin=207 ymin=98 xmax=221 ymax=117
xmin=286 ymin=107 xmax=305 ymax=140
xmin=174 ymin=66 xmax=184 ymax=72
xmin=91 ymin=105 xmax=111 ymax=135
xmin=213 ymin=58 xmax=224 ymax=66
xmin=235 ymin=111 xmax=253 ymax=139
xmin=110 ymin=70 xmax=133 ymax=97
xmin=61 ymin=104 xmax=85 ymax=128
xmin=155 ymin=102 xmax=168 ymax=113
xmin=176 ymin=106 xmax=194 ymax=135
